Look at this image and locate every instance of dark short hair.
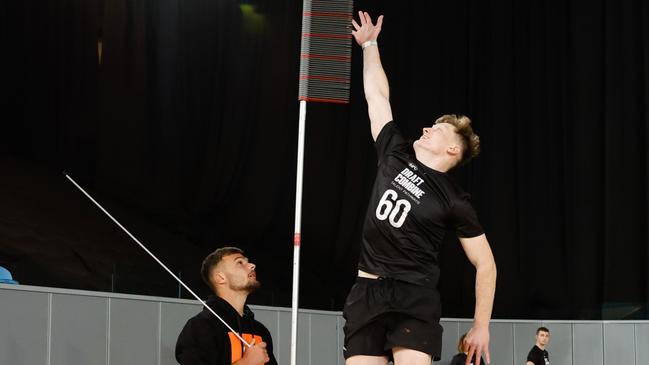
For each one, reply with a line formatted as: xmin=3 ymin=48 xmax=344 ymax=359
xmin=200 ymin=247 xmax=244 ymax=288
xmin=536 ymin=326 xmax=550 ymax=334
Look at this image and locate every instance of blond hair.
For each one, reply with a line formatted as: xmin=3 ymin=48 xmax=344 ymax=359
xmin=457 ymin=333 xmax=468 ymax=353
xmin=435 ymin=114 xmax=480 ymax=166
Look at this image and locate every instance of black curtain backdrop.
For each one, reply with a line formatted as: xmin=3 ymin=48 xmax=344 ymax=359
xmin=1 ymin=0 xmax=648 ymax=320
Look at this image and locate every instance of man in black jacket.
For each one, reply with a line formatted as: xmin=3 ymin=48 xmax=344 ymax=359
xmin=176 ymin=247 xmax=277 ymax=365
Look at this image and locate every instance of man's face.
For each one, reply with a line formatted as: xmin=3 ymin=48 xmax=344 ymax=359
xmin=216 ymin=253 xmax=260 ymax=293
xmin=536 ymin=331 xmax=550 ymax=346
xmin=413 ymin=122 xmax=462 ymax=160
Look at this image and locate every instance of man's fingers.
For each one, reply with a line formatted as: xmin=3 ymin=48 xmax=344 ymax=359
xmin=364 ymin=12 xmax=373 ymax=25
xmin=358 ymin=11 xmax=365 ymax=25
xmin=466 ymin=347 xmax=475 ymax=365
xmin=351 ymin=19 xmax=361 ymax=31
xmin=474 ymin=347 xmax=482 ymax=365
xmin=485 ymin=348 xmax=491 ymax=364
xmin=376 ymin=15 xmax=384 ymax=29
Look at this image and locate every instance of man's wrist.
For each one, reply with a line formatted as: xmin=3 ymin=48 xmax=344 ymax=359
xmin=362 ymin=40 xmax=378 ymax=49
xmin=473 ymin=319 xmax=490 ymax=328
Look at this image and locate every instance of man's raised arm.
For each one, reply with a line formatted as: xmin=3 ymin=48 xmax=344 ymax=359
xmin=352 ymin=11 xmax=393 ymax=141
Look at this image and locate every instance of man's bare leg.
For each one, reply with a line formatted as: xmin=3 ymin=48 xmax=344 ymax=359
xmin=346 ymin=355 xmax=389 ymax=365
xmin=392 ymin=347 xmax=432 ymax=365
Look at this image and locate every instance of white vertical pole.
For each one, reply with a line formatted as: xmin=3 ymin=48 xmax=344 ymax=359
xmin=291 ymin=100 xmax=307 ymax=365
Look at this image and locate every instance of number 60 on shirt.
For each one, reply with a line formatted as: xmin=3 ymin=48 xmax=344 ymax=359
xmin=375 ymin=189 xmax=411 ymax=228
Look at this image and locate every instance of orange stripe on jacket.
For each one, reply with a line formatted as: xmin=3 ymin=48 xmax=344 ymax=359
xmin=228 ymin=332 xmax=264 ymax=362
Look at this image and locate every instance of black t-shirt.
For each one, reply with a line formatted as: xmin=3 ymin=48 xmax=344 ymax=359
xmin=358 ymin=122 xmax=483 ymax=288
xmin=527 ymin=345 xmax=550 ymax=365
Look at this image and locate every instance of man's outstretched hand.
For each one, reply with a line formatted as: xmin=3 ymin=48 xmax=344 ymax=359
xmin=351 ymin=11 xmax=384 ymax=46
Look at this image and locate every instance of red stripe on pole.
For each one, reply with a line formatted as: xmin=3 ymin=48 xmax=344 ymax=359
xmin=299 ymin=75 xmax=349 ymax=82
xmin=302 ymin=33 xmax=352 ymax=39
xmin=298 ymin=96 xmax=350 ymax=104
xmin=303 ymin=11 xmax=352 ymax=19
xmin=300 ymin=53 xmax=351 ymax=61
xmin=294 ymin=233 xmax=301 ymax=246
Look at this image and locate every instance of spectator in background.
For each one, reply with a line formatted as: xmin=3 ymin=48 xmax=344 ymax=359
xmin=526 ymin=327 xmax=550 ymax=365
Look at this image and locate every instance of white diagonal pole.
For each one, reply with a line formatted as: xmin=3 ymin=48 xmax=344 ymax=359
xmin=65 ymin=174 xmax=251 ymax=347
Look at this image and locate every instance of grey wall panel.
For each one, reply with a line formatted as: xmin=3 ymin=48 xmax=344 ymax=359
xmin=513 ymin=322 xmax=542 ymax=365
xmin=490 ymin=322 xmax=514 ymax=365
xmin=252 ymin=308 xmax=281 ymax=359
xmin=636 ymin=324 xmax=649 ymax=365
xmin=338 ymin=316 xmax=345 ymax=365
xmin=603 ymin=323 xmax=635 ymax=365
xmin=160 ymin=302 xmax=202 ymax=365
xmin=0 ymin=289 xmax=49 ymax=365
xmin=50 ymin=294 xmax=107 ymax=365
xmin=108 ymin=298 xmax=160 ymax=365
xmin=439 ymin=321 xmax=459 ymax=365
xmin=543 ymin=323 xmax=572 ymax=365
xmin=277 ymin=311 xmax=292 ymax=365
xmin=298 ymin=312 xmax=310 ymax=365
xmin=310 ymin=314 xmax=339 ymax=365
xmin=5 ymin=285 xmax=649 ymax=365
xmin=573 ymin=323 xmax=603 ymax=365
xmin=458 ymin=321 xmax=473 ymax=336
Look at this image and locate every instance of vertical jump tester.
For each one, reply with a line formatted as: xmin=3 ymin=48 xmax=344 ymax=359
xmin=292 ymin=0 xmax=353 ymax=364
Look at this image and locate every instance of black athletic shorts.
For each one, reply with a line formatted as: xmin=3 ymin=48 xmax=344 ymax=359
xmin=342 ymin=277 xmax=443 ymax=361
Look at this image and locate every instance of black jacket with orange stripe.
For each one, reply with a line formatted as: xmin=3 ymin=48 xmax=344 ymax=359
xmin=175 ymin=295 xmax=278 ymax=365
